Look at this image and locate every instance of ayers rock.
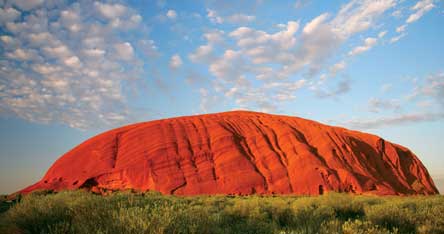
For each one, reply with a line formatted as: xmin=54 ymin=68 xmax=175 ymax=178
xmin=21 ymin=111 xmax=439 ymax=195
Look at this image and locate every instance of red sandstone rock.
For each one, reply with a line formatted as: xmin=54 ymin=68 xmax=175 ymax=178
xmin=20 ymin=111 xmax=439 ymax=195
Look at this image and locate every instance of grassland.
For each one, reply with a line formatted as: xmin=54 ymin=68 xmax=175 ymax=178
xmin=0 ymin=190 xmax=443 ymax=234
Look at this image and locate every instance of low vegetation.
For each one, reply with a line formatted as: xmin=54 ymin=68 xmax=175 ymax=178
xmin=0 ymin=190 xmax=443 ymax=234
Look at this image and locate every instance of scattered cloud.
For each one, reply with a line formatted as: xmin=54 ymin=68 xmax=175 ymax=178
xmin=315 ymin=79 xmax=351 ymax=98
xmin=396 ymin=24 xmax=407 ymax=33
xmin=392 ymin=9 xmax=402 ymax=18
xmin=349 ymin=37 xmax=378 ymax=56
xmin=169 ymin=54 xmax=183 ymax=69
xmin=411 ymin=72 xmax=444 ymax=107
xmin=378 ymin=30 xmax=387 ymax=38
xmin=349 ymin=30 xmax=386 ymax=57
xmin=368 ymin=98 xmax=401 ymax=113
xmin=406 ymin=0 xmax=435 ymax=23
xmin=390 ymin=0 xmax=435 ymax=44
xmin=0 ymin=7 xmax=20 ymax=23
xmin=166 ymin=9 xmax=177 ymax=19
xmin=294 ymin=0 xmax=311 ymax=9
xmin=9 ymin=0 xmax=44 ymax=11
xmin=226 ymin=14 xmax=256 ymax=24
xmin=114 ymin=42 xmax=135 ymax=61
xmin=381 ymin=83 xmax=393 ymax=92
xmin=206 ymin=9 xmax=224 ymax=24
xmin=95 ymin=2 xmax=128 ymax=19
xmin=338 ymin=72 xmax=444 ymax=129
xmin=189 ymin=0 xmax=396 ymax=112
xmin=341 ymin=112 xmax=444 ymax=130
xmin=390 ymin=33 xmax=406 ymax=43
xmin=329 ymin=60 xmax=346 ymax=77
xmin=206 ymin=9 xmax=255 ymax=24
xmin=0 ymin=0 xmax=439 ymax=130
xmin=0 ymin=1 xmax=156 ymax=129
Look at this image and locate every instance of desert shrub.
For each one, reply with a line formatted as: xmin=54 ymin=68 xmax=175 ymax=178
xmin=3 ymin=192 xmax=73 ymax=233
xmin=364 ymin=201 xmax=416 ymax=233
xmin=316 ymin=193 xmax=365 ymax=220
xmin=342 ymin=219 xmax=394 ymax=234
xmin=0 ymin=191 xmax=443 ymax=234
xmin=287 ymin=197 xmax=336 ymax=233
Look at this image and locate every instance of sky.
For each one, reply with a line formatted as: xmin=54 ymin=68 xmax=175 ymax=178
xmin=0 ymin=0 xmax=443 ymax=194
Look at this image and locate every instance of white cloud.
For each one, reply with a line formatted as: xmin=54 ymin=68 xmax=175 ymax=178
xmin=349 ymin=37 xmax=378 ymax=56
xmin=378 ymin=30 xmax=387 ymax=38
xmin=114 ymin=42 xmax=135 ymax=61
xmin=381 ymin=83 xmax=393 ymax=92
xmin=6 ymin=48 xmax=38 ymax=61
xmin=406 ymin=0 xmax=435 ymax=23
xmin=0 ymin=1 xmax=155 ymax=129
xmin=229 ymin=21 xmax=299 ymax=64
xmin=138 ymin=39 xmax=159 ymax=57
xmin=341 ymin=112 xmax=444 ymax=130
xmin=0 ymin=35 xmax=12 ymax=42
xmin=338 ymin=72 xmax=444 ymax=130
xmin=189 ymin=45 xmax=214 ymax=63
xmin=188 ymin=30 xmax=225 ymax=68
xmin=169 ymin=54 xmax=183 ymax=69
xmin=95 ymin=2 xmax=128 ymax=19
xmin=82 ymin=48 xmax=106 ymax=58
xmin=0 ymin=7 xmax=20 ymax=23
xmin=190 ymin=0 xmax=395 ymax=111
xmin=392 ymin=9 xmax=402 ymax=18
xmin=368 ymin=98 xmax=401 ymax=113
xmin=303 ymin=13 xmax=329 ymax=35
xmin=396 ymin=24 xmax=407 ymax=33
xmin=329 ymin=60 xmax=346 ymax=76
xmin=207 ymin=9 xmax=223 ymax=24
xmin=388 ymin=0 xmax=435 ymax=45
xmin=294 ymin=0 xmax=311 ymax=9
xmin=206 ymin=9 xmax=255 ymax=24
xmin=10 ymin=0 xmax=44 ymax=11
xmin=314 ymin=79 xmax=351 ymax=98
xmin=331 ymin=0 xmax=396 ymax=37
xmin=390 ymin=33 xmax=406 ymax=43
xmin=413 ymin=72 xmax=444 ymax=107
xmin=203 ymin=30 xmax=225 ymax=45
xmin=166 ymin=9 xmax=177 ymax=19
xmin=226 ymin=14 xmax=255 ymax=24
xmin=63 ymin=56 xmax=82 ymax=68
xmin=198 ymin=88 xmax=220 ymax=113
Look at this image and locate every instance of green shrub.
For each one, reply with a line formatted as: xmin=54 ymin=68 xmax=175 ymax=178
xmin=365 ymin=201 xmax=416 ymax=233
xmin=0 ymin=191 xmax=442 ymax=234
xmin=342 ymin=219 xmax=394 ymax=234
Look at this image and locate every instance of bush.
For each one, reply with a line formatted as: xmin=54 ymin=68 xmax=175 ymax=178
xmin=0 ymin=191 xmax=442 ymax=234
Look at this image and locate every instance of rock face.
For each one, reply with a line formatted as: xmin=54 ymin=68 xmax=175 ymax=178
xmin=21 ymin=111 xmax=439 ymax=195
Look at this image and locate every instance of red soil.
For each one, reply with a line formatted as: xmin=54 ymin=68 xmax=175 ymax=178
xmin=20 ymin=111 xmax=439 ymax=195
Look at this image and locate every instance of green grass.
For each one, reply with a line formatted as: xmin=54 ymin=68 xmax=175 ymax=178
xmin=0 ymin=190 xmax=443 ymax=234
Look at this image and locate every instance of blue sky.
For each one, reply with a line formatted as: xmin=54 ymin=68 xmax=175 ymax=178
xmin=0 ymin=0 xmax=443 ymax=194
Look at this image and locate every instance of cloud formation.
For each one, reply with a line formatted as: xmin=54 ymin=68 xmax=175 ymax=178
xmin=169 ymin=54 xmax=183 ymax=69
xmin=191 ymin=0 xmax=396 ymax=112
xmin=343 ymin=112 xmax=444 ymax=129
xmin=0 ymin=1 xmax=155 ymax=129
xmin=166 ymin=9 xmax=177 ymax=19
xmin=339 ymin=72 xmax=444 ymax=129
xmin=206 ymin=9 xmax=255 ymax=24
xmin=406 ymin=0 xmax=435 ymax=23
xmin=390 ymin=0 xmax=435 ymax=44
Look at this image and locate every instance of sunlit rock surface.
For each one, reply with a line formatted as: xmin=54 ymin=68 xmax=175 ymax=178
xmin=21 ymin=111 xmax=439 ymax=195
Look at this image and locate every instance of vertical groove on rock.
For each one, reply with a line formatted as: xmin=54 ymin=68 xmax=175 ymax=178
xmin=112 ymin=133 xmax=121 ymax=169
xmin=219 ymin=121 xmax=269 ymax=191
xmin=255 ymin=118 xmax=294 ymax=192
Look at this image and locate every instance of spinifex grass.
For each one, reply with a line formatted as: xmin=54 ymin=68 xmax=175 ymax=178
xmin=0 ymin=190 xmax=443 ymax=234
